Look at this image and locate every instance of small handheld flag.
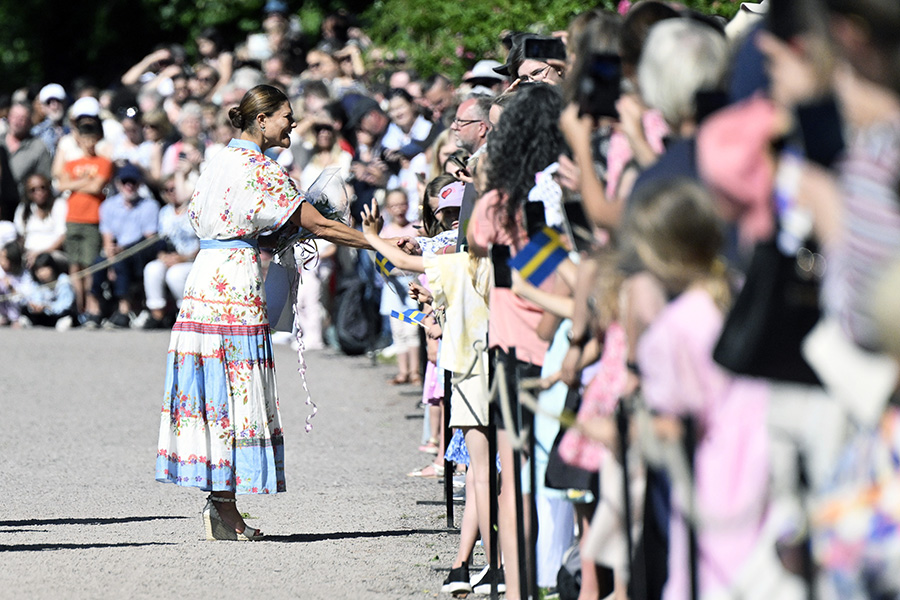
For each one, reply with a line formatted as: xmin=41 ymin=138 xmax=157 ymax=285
xmin=390 ymin=309 xmax=427 ymax=326
xmin=374 ymin=252 xmax=395 ymax=277
xmin=508 ymin=226 xmax=568 ymax=286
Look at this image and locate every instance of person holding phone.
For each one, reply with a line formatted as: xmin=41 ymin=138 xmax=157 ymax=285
xmin=520 ymin=36 xmax=567 ymax=85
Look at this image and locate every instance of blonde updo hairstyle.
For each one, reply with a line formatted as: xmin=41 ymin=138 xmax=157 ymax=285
xmin=227 ymin=84 xmax=289 ymax=133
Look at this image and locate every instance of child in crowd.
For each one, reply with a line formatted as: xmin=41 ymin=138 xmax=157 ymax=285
xmin=625 ymin=179 xmax=770 ymax=600
xmin=18 ymin=252 xmax=76 ymax=330
xmin=379 ymin=188 xmax=421 ymax=384
xmin=57 ymin=98 xmax=114 ymax=314
xmin=410 ymin=174 xmax=463 ymax=459
xmin=0 ymin=241 xmax=29 ymax=327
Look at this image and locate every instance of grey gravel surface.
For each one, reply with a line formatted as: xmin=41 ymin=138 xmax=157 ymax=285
xmin=0 ymin=328 xmax=460 ymax=599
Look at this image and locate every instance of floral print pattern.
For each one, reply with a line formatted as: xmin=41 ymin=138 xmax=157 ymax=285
xmin=156 ymin=140 xmax=304 ymax=494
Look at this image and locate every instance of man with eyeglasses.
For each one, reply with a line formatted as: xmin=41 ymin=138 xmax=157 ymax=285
xmin=450 ymin=96 xmax=492 ymax=250
xmin=450 ymin=97 xmax=491 ymax=158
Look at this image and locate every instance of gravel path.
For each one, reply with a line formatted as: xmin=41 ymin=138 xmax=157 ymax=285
xmin=0 ymin=328 xmax=461 ymax=599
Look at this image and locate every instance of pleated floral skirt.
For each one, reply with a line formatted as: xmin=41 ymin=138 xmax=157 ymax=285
xmin=155 ymin=245 xmax=286 ymax=494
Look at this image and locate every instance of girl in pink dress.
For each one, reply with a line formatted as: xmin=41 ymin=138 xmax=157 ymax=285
xmin=626 ymin=179 xmax=770 ymax=600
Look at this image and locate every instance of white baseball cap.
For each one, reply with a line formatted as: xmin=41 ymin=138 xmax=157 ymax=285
xmin=39 ymin=83 xmax=66 ymax=104
xmin=70 ymin=96 xmax=101 ymax=119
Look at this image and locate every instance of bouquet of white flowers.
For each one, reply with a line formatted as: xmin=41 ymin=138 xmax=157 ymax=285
xmin=265 ymin=168 xmax=351 ymax=432
xmin=272 ymin=167 xmax=351 ymax=255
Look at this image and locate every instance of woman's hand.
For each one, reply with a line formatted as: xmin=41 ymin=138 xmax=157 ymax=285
xmin=576 ymin=415 xmax=618 ymax=446
xmin=510 ymin=269 xmax=530 ymax=297
xmin=397 ymin=236 xmax=422 ymax=255
xmin=615 ymin=94 xmax=646 ymax=146
xmin=559 ymin=345 xmax=583 ymax=388
xmin=554 ymin=154 xmax=581 ymax=193
xmin=615 ymin=94 xmax=658 ymax=168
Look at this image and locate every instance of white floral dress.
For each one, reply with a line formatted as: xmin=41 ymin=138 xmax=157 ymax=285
xmin=155 ymin=139 xmax=304 ymax=494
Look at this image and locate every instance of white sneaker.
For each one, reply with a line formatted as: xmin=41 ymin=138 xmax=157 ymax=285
xmin=130 ymin=310 xmax=150 ymax=329
xmin=55 ymin=315 xmax=73 ymax=331
xmin=378 ymin=344 xmax=399 ymax=358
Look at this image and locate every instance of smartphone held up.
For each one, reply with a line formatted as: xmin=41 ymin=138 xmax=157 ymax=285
xmin=577 ymin=53 xmax=622 ymax=119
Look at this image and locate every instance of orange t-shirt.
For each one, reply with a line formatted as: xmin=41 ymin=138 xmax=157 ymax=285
xmin=64 ymin=155 xmax=114 ymax=224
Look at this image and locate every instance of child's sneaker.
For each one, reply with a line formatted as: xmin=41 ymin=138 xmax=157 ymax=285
xmin=441 ymin=561 xmax=472 ymax=595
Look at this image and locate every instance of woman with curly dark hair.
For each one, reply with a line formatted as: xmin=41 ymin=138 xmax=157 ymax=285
xmin=483 ymin=82 xmax=566 ymax=228
xmin=465 ymin=81 xmax=566 ymax=599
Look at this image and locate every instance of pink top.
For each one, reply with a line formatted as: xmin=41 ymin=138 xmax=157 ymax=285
xmin=637 ymin=289 xmax=769 ymax=600
xmin=469 ymin=189 xmax=551 ymax=366
xmin=558 ymin=322 xmax=628 ymax=471
xmin=606 ymin=109 xmax=668 ymax=199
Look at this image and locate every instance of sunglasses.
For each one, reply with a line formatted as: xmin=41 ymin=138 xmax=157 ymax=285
xmin=121 ymin=178 xmax=139 ymax=186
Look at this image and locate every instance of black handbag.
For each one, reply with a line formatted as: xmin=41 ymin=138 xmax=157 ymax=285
xmin=713 ymin=235 xmax=822 ymax=385
xmin=545 ymin=388 xmax=600 ymax=493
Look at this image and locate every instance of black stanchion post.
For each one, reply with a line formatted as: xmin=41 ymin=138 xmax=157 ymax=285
xmin=527 ymin=385 xmax=538 ymax=599
xmin=683 ymin=416 xmax=699 ymax=600
xmin=506 ymin=347 xmax=528 ymax=600
xmin=797 ymin=450 xmax=815 ymax=600
xmin=615 ymin=399 xmax=634 ymax=583
xmin=488 ymin=348 xmax=500 ymax=600
xmin=443 ymin=369 xmax=454 ymax=529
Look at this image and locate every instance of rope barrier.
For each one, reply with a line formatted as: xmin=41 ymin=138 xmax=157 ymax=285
xmin=0 ymin=234 xmax=162 ymax=303
xmin=443 ymin=337 xmax=782 ymax=600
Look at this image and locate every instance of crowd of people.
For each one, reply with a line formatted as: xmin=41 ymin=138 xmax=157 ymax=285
xmin=5 ymin=0 xmax=900 ymax=598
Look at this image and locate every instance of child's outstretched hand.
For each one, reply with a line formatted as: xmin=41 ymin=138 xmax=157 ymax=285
xmin=409 ymin=280 xmax=433 ymax=305
xmin=361 ymin=199 xmax=382 ymax=236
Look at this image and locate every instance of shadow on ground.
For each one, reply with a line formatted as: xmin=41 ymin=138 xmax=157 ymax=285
xmin=0 ymin=516 xmax=190 ymax=527
xmin=0 ymin=542 xmax=177 ymax=552
xmin=264 ymin=528 xmax=451 ymax=543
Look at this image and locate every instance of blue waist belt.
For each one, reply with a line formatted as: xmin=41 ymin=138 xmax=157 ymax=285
xmin=199 ymin=239 xmax=259 ymax=250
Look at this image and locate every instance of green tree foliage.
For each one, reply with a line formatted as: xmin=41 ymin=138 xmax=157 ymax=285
xmin=0 ymin=0 xmax=742 ymax=95
xmin=0 ymin=0 xmax=263 ymax=93
xmin=362 ymin=0 xmax=741 ymax=79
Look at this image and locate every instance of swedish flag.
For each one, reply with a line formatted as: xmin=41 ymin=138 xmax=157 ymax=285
xmin=508 ymin=226 xmax=567 ymax=286
xmin=374 ymin=252 xmax=395 ymax=277
xmin=390 ymin=309 xmax=426 ymax=326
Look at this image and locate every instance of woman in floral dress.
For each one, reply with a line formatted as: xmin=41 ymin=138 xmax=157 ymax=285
xmin=155 ymin=85 xmax=370 ymax=540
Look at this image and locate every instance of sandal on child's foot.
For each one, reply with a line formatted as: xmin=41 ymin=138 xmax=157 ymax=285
xmin=407 ymin=463 xmax=444 ymax=478
xmin=418 ymin=438 xmax=439 ymax=454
